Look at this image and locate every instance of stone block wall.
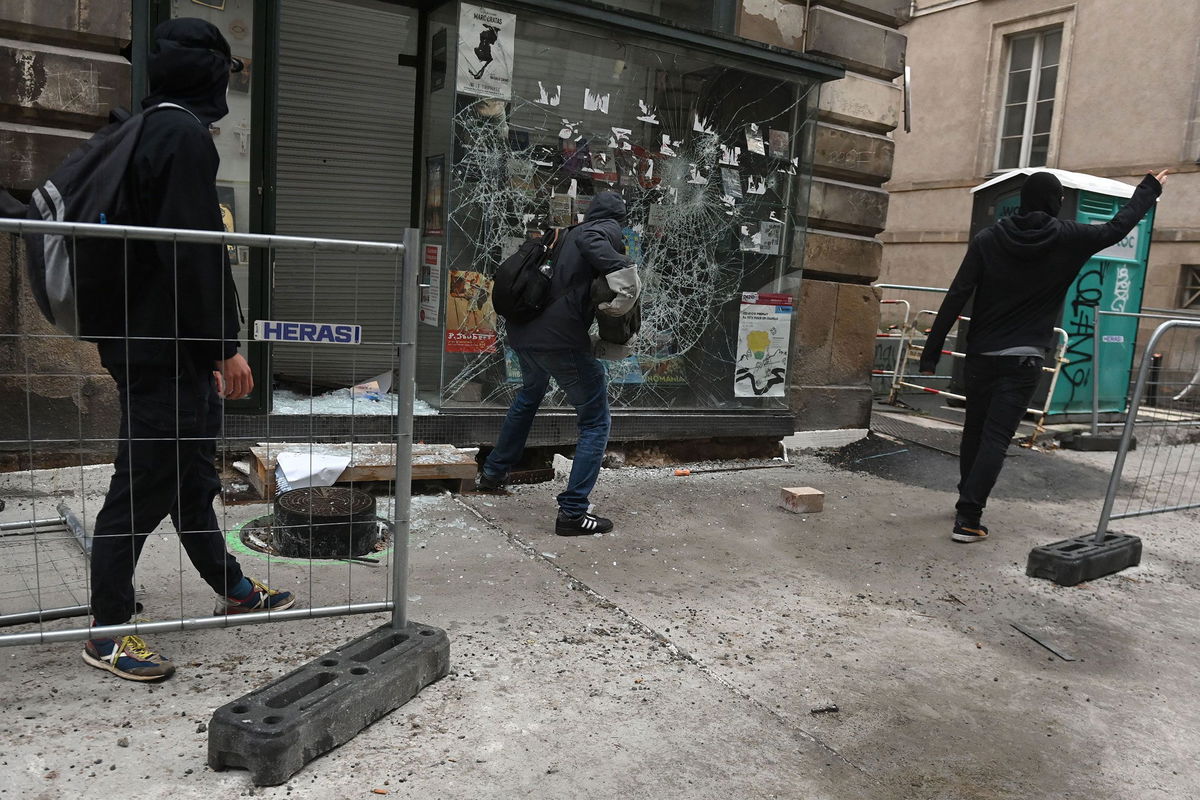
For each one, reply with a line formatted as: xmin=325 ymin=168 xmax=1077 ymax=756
xmin=0 ymin=1 xmax=129 ymax=457
xmin=738 ymin=0 xmax=908 ymax=429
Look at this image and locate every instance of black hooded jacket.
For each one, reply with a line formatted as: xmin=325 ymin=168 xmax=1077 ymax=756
xmin=919 ymin=173 xmax=1161 ymax=372
xmin=100 ymin=18 xmax=240 ymax=369
xmin=506 ymin=191 xmax=631 ymax=352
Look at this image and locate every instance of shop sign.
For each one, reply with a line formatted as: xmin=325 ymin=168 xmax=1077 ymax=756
xmin=254 ymin=320 xmax=363 ymax=345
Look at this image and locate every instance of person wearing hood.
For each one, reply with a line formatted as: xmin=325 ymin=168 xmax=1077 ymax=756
xmin=920 ymin=168 xmax=1167 ymax=543
xmin=83 ymin=19 xmax=294 ymax=683
xmin=477 ymin=191 xmax=633 ymax=535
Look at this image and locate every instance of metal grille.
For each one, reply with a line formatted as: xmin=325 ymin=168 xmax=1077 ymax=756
xmin=1 ymin=218 xmax=418 ymax=647
xmin=1095 ymin=318 xmax=1200 ymax=539
xmin=272 ymin=0 xmax=417 ymax=386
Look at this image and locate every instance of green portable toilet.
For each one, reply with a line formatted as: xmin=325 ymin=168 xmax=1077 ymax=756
xmin=967 ymin=168 xmax=1156 ymax=418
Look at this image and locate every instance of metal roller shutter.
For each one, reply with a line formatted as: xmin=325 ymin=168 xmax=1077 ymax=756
xmin=273 ymin=0 xmax=416 ymax=387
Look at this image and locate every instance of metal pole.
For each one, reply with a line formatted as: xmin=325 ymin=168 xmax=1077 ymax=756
xmin=1147 ymin=353 xmax=1162 ymax=408
xmin=872 ymin=283 xmax=950 ymax=294
xmin=1093 ymin=320 xmax=1179 ymax=542
xmin=0 ymin=602 xmax=392 ymax=647
xmin=0 ymin=604 xmax=90 ymax=627
xmin=0 ymin=518 xmax=64 ymax=532
xmin=1032 ymin=329 xmax=1070 ymax=444
xmin=1091 ymin=310 xmax=1102 ymax=436
xmin=391 ymin=230 xmax=420 ymax=630
xmin=0 ymin=218 xmax=403 ymax=254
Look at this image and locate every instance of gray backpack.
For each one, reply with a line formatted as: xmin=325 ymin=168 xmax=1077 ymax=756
xmin=24 ymin=102 xmax=200 ymax=339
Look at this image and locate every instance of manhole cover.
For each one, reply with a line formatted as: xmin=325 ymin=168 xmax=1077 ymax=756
xmin=268 ymin=487 xmax=380 ymax=558
xmin=240 ymin=514 xmax=393 ymax=560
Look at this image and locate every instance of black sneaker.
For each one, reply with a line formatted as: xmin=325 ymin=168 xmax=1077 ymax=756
xmin=475 ymin=472 xmax=505 ymax=492
xmin=555 ymin=511 xmax=613 ymax=536
xmin=952 ymin=519 xmax=989 ymax=543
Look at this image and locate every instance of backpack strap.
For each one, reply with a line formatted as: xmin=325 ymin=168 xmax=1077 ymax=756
xmin=545 ymin=223 xmax=585 ymax=305
xmin=145 ymin=102 xmax=206 ymax=128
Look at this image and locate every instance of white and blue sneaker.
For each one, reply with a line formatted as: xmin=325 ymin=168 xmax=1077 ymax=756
xmin=83 ymin=635 xmax=175 ymax=682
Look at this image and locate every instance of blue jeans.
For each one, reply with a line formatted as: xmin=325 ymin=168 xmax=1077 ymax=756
xmin=484 ymin=348 xmax=611 ymax=516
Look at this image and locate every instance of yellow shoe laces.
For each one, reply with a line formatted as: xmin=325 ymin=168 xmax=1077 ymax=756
xmin=120 ymin=635 xmax=157 ymax=661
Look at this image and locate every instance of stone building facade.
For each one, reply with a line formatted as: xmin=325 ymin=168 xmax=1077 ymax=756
xmin=881 ymin=0 xmax=1200 ymax=343
xmin=1 ymin=0 xmax=906 ymax=463
xmin=740 ymin=0 xmax=907 ymax=428
xmin=0 ymin=1 xmax=130 ymax=463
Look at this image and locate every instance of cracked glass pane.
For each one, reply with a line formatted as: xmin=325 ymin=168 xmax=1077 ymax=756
xmin=429 ymin=8 xmax=820 ymax=410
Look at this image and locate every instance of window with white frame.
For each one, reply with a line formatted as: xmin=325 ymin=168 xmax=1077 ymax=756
xmin=1180 ymin=266 xmax=1200 ymax=309
xmin=996 ymin=27 xmax=1061 ymax=170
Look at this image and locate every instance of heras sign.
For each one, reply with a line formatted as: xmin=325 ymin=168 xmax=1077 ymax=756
xmin=253 ymin=320 xmax=363 ymax=345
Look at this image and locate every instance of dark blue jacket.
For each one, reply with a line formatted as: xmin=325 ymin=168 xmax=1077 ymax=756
xmin=506 ymin=191 xmax=630 ymax=352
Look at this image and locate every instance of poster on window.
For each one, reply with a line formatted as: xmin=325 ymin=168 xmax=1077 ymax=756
xmin=734 ymin=293 xmax=792 ymax=398
xmin=419 ymin=244 xmax=442 ymax=327
xmin=445 ymin=270 xmax=497 ymax=352
xmin=424 ymin=155 xmax=445 ymax=236
xmin=216 ymin=185 xmax=239 ymax=265
xmin=456 ymin=4 xmax=515 ymax=100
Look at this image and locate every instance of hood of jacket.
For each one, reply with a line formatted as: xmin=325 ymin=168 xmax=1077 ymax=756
xmin=142 ymin=18 xmax=232 ymax=124
xmin=585 ymin=191 xmax=626 ymax=224
xmin=993 ymin=211 xmax=1063 ymax=258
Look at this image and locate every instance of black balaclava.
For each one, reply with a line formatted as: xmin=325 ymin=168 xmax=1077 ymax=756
xmin=143 ymin=18 xmax=233 ymax=124
xmin=1018 ymin=171 xmax=1064 ymax=216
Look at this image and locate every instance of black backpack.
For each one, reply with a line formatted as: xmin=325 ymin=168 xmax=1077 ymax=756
xmin=24 ymin=102 xmax=200 ymax=340
xmin=491 ymin=227 xmax=572 ymax=325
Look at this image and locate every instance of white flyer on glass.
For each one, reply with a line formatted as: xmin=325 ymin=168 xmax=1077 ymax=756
xmin=420 ymin=244 xmax=442 ymax=327
xmin=734 ymin=292 xmax=793 ymax=398
xmin=457 ymin=4 xmax=516 ymax=100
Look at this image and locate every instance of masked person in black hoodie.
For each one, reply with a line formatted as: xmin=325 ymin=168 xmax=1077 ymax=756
xmin=920 ymin=169 xmax=1167 ymax=543
xmin=477 ymin=191 xmax=633 ymax=535
xmin=83 ymin=19 xmax=294 ymax=683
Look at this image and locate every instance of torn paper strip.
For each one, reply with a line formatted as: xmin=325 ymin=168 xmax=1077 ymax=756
xmin=584 ymin=88 xmax=611 ymax=113
xmin=277 ymin=451 xmax=351 ymax=490
xmin=637 ymin=99 xmax=659 ymax=125
xmin=745 ymin=123 xmax=766 ymax=155
xmin=536 ymin=81 xmax=561 ymax=106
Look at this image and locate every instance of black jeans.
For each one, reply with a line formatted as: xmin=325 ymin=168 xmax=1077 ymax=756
xmin=956 ymin=355 xmax=1044 ymax=525
xmin=89 ymin=358 xmax=244 ymax=626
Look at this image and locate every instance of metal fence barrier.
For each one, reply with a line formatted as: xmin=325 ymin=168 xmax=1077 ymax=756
xmin=873 ymin=282 xmax=1070 ymax=444
xmin=0 ymin=218 xmax=418 ymax=646
xmin=892 ymin=310 xmax=1068 ymax=443
xmin=1094 ymin=318 xmax=1200 ymax=541
xmin=872 ymin=284 xmax=955 ymax=397
xmin=871 ymin=298 xmax=911 ymax=387
xmin=1090 ymin=310 xmax=1200 ymax=435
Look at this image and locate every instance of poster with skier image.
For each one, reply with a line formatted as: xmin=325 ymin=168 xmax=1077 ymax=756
xmin=457 ymin=4 xmax=515 ymax=100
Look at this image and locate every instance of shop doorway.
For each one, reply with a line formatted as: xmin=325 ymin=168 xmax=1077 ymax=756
xmin=271 ymin=0 xmax=420 ymax=390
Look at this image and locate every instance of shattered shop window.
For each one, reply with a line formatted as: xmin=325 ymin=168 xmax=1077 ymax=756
xmin=441 ymin=9 xmax=818 ymax=410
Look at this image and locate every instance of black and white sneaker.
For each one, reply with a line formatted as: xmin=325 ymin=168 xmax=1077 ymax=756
xmin=555 ymin=511 xmax=613 ymax=536
xmin=951 ymin=519 xmax=989 ymax=543
xmin=475 ymin=472 xmax=505 ymax=492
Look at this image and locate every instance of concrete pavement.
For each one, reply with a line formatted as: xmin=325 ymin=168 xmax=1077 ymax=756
xmin=1 ymin=437 xmax=1197 ymax=799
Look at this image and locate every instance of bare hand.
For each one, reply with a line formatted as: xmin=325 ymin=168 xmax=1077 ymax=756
xmin=215 ymin=353 xmax=254 ymax=400
xmin=1153 ymin=169 xmax=1169 ymax=187
xmin=919 ymin=370 xmax=934 ymax=376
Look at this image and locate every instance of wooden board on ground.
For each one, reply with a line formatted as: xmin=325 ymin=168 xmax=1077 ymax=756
xmin=247 ymin=443 xmax=479 ymax=498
